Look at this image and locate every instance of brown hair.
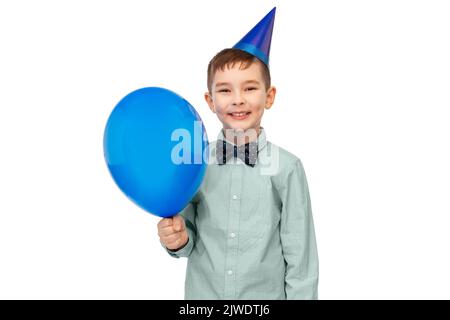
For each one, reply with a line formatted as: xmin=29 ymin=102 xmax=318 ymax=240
xmin=207 ymin=48 xmax=271 ymax=93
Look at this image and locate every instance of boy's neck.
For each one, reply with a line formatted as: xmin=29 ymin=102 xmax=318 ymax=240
xmin=222 ymin=127 xmax=261 ymax=146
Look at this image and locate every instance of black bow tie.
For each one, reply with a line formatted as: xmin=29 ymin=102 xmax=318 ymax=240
xmin=216 ymin=139 xmax=258 ymax=167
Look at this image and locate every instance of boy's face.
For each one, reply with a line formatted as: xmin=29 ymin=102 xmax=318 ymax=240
xmin=205 ymin=61 xmax=276 ymax=139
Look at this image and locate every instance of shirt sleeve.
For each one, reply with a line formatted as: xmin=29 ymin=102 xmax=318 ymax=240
xmin=162 ymin=196 xmax=198 ymax=259
xmin=279 ymin=159 xmax=319 ymax=299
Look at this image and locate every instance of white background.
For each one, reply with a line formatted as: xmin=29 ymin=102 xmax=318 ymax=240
xmin=0 ymin=0 xmax=449 ymax=299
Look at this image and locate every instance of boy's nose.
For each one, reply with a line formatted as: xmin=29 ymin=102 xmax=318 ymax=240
xmin=232 ymin=93 xmax=245 ymax=106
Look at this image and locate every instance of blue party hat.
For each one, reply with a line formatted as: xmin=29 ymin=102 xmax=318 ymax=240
xmin=232 ymin=7 xmax=276 ymax=67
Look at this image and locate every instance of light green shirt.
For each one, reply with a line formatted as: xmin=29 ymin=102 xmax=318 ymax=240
xmin=163 ymin=127 xmax=319 ymax=300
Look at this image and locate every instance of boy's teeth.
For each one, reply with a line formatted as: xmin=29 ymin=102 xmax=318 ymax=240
xmin=232 ymin=112 xmax=247 ymax=116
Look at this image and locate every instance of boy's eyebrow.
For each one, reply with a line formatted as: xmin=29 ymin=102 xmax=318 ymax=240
xmin=215 ymin=80 xmax=261 ymax=87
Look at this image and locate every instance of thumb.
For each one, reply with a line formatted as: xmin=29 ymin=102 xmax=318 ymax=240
xmin=173 ymin=215 xmax=185 ymax=232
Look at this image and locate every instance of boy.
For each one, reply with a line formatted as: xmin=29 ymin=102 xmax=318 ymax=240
xmin=157 ymin=7 xmax=319 ymax=299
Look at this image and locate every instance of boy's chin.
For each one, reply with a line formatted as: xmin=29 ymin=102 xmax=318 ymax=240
xmin=223 ymin=124 xmax=259 ymax=134
xmin=224 ymin=124 xmax=250 ymax=131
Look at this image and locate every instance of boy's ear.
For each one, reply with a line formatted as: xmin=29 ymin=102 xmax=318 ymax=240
xmin=204 ymin=92 xmax=216 ymax=113
xmin=265 ymin=86 xmax=277 ymax=110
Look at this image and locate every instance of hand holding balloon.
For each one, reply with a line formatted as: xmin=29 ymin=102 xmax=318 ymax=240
xmin=157 ymin=215 xmax=189 ymax=251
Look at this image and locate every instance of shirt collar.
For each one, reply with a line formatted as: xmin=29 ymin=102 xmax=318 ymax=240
xmin=216 ymin=126 xmax=267 ymax=151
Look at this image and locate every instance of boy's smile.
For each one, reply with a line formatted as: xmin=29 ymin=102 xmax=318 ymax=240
xmin=205 ymin=60 xmax=276 ymax=144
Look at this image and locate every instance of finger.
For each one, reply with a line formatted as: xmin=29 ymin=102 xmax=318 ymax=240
xmin=158 ymin=225 xmax=178 ymax=237
xmin=157 ymin=218 xmax=173 ymax=229
xmin=165 ymin=236 xmax=186 ymax=250
xmin=162 ymin=231 xmax=183 ymax=245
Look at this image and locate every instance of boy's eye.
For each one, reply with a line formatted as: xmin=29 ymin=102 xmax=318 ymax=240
xmin=218 ymin=89 xmax=230 ymax=93
xmin=246 ymin=87 xmax=257 ymax=91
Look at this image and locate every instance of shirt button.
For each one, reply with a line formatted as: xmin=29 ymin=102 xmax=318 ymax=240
xmin=232 ymin=195 xmax=239 ymax=200
xmin=228 ymin=270 xmax=233 ymax=276
xmin=230 ymin=233 xmax=236 ymax=238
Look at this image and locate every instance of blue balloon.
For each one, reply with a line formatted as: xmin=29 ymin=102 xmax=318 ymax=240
xmin=104 ymin=87 xmax=208 ymax=218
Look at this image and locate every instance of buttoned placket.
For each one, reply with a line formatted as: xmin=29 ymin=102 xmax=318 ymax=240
xmin=224 ymin=161 xmax=242 ymax=299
